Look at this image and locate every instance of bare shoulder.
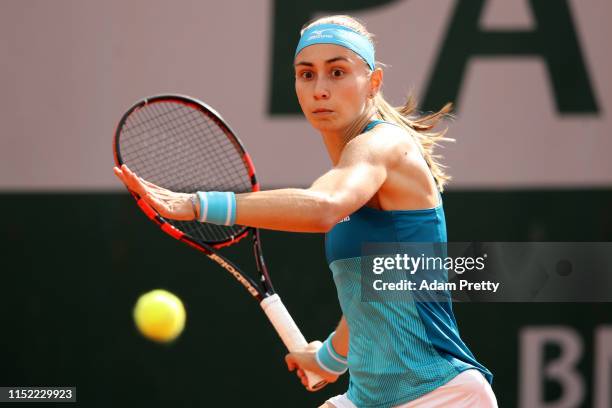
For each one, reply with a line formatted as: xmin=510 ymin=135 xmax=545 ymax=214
xmin=343 ymin=123 xmax=417 ymax=167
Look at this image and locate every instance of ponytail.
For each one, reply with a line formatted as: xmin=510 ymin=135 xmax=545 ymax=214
xmin=373 ymin=93 xmax=454 ymax=192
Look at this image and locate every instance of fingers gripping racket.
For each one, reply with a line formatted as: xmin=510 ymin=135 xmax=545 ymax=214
xmin=113 ymin=95 xmax=326 ymax=391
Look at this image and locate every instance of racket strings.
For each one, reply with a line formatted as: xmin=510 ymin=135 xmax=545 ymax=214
xmin=118 ymin=99 xmax=253 ymax=243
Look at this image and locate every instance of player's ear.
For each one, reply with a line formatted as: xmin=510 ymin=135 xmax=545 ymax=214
xmin=369 ymin=68 xmax=383 ymax=97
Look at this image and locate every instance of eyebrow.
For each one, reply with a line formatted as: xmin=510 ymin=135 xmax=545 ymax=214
xmin=294 ymin=56 xmax=351 ymax=67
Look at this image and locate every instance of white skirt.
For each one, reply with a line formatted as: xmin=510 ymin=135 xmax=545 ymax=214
xmin=326 ymin=369 xmax=498 ymax=408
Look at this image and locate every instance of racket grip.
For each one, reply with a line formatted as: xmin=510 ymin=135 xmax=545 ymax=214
xmin=260 ymin=294 xmax=327 ymax=391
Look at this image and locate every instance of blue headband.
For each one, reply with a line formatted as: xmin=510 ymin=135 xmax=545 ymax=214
xmin=295 ymin=23 xmax=375 ymax=71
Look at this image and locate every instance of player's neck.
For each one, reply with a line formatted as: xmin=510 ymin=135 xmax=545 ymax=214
xmin=320 ymin=113 xmax=379 ymax=165
xmin=320 ymin=130 xmax=349 ymax=165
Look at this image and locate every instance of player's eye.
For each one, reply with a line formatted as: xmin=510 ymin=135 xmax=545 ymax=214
xmin=331 ymin=69 xmax=345 ymax=78
xmin=299 ymin=71 xmax=314 ymax=80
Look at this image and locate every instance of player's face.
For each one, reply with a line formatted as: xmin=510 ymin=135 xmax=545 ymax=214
xmin=294 ymin=44 xmax=372 ymax=133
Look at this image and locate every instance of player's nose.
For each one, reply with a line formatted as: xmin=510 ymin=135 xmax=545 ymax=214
xmin=313 ymin=79 xmax=330 ymax=100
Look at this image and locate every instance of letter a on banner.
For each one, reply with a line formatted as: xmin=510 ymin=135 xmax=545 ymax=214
xmin=423 ymin=0 xmax=599 ymax=114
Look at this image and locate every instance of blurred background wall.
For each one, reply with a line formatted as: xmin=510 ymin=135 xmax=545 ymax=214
xmin=0 ymin=0 xmax=610 ymax=407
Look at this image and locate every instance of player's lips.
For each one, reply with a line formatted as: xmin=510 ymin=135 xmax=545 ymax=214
xmin=312 ymin=108 xmax=334 ymax=115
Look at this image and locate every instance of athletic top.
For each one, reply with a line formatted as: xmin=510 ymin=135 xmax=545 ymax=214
xmin=324 ymin=120 xmax=493 ymax=408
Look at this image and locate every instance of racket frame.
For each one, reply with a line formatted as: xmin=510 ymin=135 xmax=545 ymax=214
xmin=113 ymin=94 xmax=326 ymax=390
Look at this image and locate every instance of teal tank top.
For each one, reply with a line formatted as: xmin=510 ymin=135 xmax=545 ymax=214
xmin=324 ymin=120 xmax=493 ymax=407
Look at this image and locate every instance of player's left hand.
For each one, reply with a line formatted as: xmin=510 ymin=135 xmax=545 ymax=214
xmin=285 ymin=341 xmax=337 ymax=391
xmin=113 ymin=164 xmax=196 ymax=221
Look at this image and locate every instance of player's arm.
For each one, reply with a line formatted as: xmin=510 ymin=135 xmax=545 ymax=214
xmin=114 ymin=130 xmax=394 ymax=231
xmin=331 ymin=316 xmax=349 ymax=357
xmin=233 ymin=132 xmax=391 ymax=232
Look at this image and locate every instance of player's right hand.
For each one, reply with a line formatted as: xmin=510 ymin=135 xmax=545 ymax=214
xmin=285 ymin=341 xmax=339 ymax=390
xmin=113 ymin=164 xmax=196 ymax=221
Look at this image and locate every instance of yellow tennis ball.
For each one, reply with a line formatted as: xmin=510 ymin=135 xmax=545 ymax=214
xmin=133 ymin=289 xmax=186 ymax=343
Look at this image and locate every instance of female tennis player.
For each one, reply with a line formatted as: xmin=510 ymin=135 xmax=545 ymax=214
xmin=114 ymin=14 xmax=497 ymax=408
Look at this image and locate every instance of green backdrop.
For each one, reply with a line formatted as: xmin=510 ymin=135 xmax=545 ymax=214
xmin=1 ymin=190 xmax=610 ymax=407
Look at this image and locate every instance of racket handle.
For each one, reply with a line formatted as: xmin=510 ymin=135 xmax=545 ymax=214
xmin=260 ymin=294 xmax=327 ymax=391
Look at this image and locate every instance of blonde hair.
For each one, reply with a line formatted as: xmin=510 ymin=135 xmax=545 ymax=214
xmin=301 ymin=15 xmax=454 ymax=192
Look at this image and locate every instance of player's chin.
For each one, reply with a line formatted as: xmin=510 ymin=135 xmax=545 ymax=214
xmin=307 ymin=115 xmax=341 ymax=132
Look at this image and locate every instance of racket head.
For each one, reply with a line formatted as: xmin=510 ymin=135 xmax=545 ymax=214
xmin=113 ymin=94 xmax=260 ymax=249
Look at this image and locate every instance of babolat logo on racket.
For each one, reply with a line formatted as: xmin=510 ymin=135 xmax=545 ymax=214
xmin=209 ymin=253 xmax=260 ymax=297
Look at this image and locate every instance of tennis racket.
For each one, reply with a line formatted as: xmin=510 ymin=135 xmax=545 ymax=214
xmin=113 ymin=94 xmax=326 ymax=391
